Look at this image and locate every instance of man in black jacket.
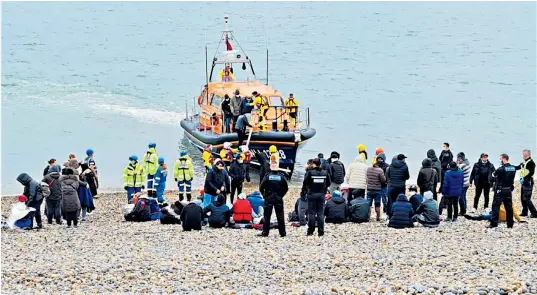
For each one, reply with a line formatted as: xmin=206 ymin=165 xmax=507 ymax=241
xmin=470 ymin=153 xmax=495 ymax=211
xmin=386 ymin=154 xmax=410 ymax=215
xmin=439 ymin=143 xmax=453 ymax=193
xmin=515 ymin=149 xmax=537 ymax=217
xmin=17 ymin=173 xmax=44 ymax=229
xmin=204 ymin=161 xmax=231 ymax=205
xmin=259 ymin=161 xmax=289 ymax=237
xmin=301 ymin=158 xmax=331 ymax=236
xmin=43 ymin=165 xmax=63 ymax=225
xmin=489 ymin=154 xmax=516 ymax=228
xmin=328 ymin=151 xmax=345 ymax=193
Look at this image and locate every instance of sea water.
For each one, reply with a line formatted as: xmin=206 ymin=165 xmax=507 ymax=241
xmin=2 ymin=2 xmax=535 ymax=195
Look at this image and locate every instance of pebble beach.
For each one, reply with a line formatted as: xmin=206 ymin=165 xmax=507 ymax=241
xmin=2 ymin=183 xmax=537 ymax=295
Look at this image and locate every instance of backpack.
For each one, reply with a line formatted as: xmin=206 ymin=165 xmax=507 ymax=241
xmin=39 ymin=181 xmax=51 ymax=198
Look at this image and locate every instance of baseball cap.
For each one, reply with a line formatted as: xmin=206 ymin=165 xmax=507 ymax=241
xmin=480 ymin=153 xmax=488 ymax=158
xmin=397 ymin=154 xmax=407 ymax=160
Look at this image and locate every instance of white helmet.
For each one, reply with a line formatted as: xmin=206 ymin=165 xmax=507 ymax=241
xmin=223 ymin=142 xmax=232 ymax=149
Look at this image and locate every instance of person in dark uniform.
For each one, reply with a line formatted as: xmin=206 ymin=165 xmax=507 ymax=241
xmin=258 ymin=161 xmax=289 ymax=237
xmin=515 ymin=149 xmax=537 ymax=217
xmin=301 ymin=158 xmax=331 ymax=236
xmin=489 ymin=154 xmax=516 ymax=228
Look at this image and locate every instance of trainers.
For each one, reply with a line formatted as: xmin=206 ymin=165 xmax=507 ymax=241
xmin=81 ymin=217 xmax=87 ymax=222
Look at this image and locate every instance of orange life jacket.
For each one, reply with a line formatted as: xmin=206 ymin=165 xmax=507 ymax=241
xmin=232 ymin=199 xmax=253 ymax=222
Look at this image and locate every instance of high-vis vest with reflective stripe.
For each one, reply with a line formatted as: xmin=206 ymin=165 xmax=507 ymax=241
xmin=520 ymin=158 xmax=534 ymax=178
xmin=174 ymin=159 xmax=194 ymax=181
xmin=123 ymin=163 xmax=145 ymax=187
xmin=143 ymin=148 xmax=159 ymax=175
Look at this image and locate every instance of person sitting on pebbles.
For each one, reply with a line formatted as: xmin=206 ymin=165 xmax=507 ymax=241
xmin=231 ymin=193 xmax=254 ymax=225
xmin=180 ymin=199 xmax=204 ymax=231
xmin=463 ymin=206 xmax=526 ymax=224
xmin=203 ymin=195 xmax=231 ymax=229
xmin=324 ymin=190 xmax=348 ymax=224
xmin=412 ymin=191 xmax=440 ymax=228
xmin=388 ymin=194 xmax=414 ymax=229
xmin=160 ymin=201 xmax=184 ymax=225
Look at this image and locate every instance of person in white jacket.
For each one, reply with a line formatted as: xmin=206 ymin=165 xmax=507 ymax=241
xmin=345 ymin=156 xmax=368 ymax=202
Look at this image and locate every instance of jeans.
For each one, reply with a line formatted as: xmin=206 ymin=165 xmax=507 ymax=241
xmin=298 ymin=199 xmax=308 ymax=226
xmin=490 ymin=188 xmax=514 ymax=228
xmin=307 ymin=196 xmax=325 ymax=235
xmin=446 ymin=196 xmax=459 ymax=219
xmin=474 ymin=182 xmax=491 ymax=209
xmin=224 ymin=116 xmax=232 ymax=133
xmin=45 ymin=199 xmax=62 ymax=224
xmin=367 ymin=190 xmax=382 ymax=208
xmin=202 ymin=193 xmax=217 ymax=208
xmin=262 ymin=200 xmax=286 ymax=237
xmin=459 ymin=186 xmax=468 ymax=215
xmin=387 ymin=187 xmax=405 ymax=216
xmin=28 ymin=198 xmax=44 ymax=228
xmin=380 ymin=187 xmax=388 ymax=213
xmin=521 ymin=181 xmax=537 ymax=216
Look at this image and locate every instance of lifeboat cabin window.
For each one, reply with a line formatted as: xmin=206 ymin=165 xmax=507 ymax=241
xmin=211 ymin=94 xmax=222 ymax=108
xmin=269 ymin=96 xmax=284 ymax=108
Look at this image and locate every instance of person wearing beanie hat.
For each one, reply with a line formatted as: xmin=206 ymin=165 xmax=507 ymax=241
xmin=174 ymin=153 xmax=195 ymax=202
xmin=324 ymin=190 xmax=348 ymax=224
xmin=259 ymin=160 xmax=289 ymax=237
xmin=441 ymin=161 xmax=464 ymax=222
xmin=153 ymin=157 xmax=168 ymax=207
xmin=143 ymin=143 xmax=159 ymax=197
xmin=372 ymin=147 xmax=385 ymax=166
xmin=229 ymin=153 xmax=246 ymax=204
xmin=366 ymin=160 xmax=387 ymax=221
xmin=357 ymin=144 xmax=368 ymax=164
xmin=84 ymin=149 xmax=98 ymax=178
xmin=124 ymin=155 xmax=145 ymax=202
xmin=43 ymin=164 xmax=63 ymax=225
xmin=408 ymin=185 xmax=423 ymax=213
xmin=456 ymin=152 xmax=471 ymax=215
xmin=301 ymin=157 xmax=331 ymax=237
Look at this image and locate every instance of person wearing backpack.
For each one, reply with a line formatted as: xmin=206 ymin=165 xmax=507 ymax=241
xmin=328 ymin=151 xmax=345 ymax=193
xmin=43 ymin=164 xmax=63 ymax=225
xmin=17 ymin=173 xmax=45 ymax=229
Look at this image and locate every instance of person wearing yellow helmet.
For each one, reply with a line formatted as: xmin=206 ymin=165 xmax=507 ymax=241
xmin=358 ymin=144 xmax=368 ymax=164
xmin=269 ymin=145 xmax=280 ymax=167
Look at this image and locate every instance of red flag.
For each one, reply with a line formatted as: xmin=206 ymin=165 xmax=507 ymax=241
xmin=226 ymin=36 xmax=233 ymax=51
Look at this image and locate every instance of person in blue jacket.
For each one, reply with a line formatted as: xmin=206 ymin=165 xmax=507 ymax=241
xmin=442 ymin=161 xmax=464 ymax=222
xmin=247 ymin=191 xmax=265 ymax=216
xmin=388 ymin=194 xmax=414 ymax=229
xmin=154 ymin=157 xmax=168 ymax=207
xmin=203 ymin=195 xmax=231 ymax=228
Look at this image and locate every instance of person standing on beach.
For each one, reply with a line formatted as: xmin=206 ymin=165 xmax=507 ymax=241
xmin=43 ymin=159 xmax=56 ymax=177
xmin=357 ymin=144 xmax=368 ymax=164
xmin=229 ymin=154 xmax=246 ymax=204
xmin=154 ymin=157 xmax=168 ymax=207
xmin=469 ymin=153 xmax=495 ymax=212
xmin=328 ymin=151 xmax=345 ymax=193
xmin=84 ymin=149 xmax=97 ymax=177
xmin=386 ymin=154 xmax=410 ymax=215
xmin=230 ymin=89 xmax=243 ymax=131
xmin=366 ymin=160 xmax=386 ymax=221
xmin=203 ymin=160 xmax=230 ymax=207
xmin=441 ymin=161 xmax=464 ymax=222
xmin=301 ymin=158 xmax=331 ymax=237
xmin=514 ymin=149 xmax=537 ymax=217
xmin=489 ymin=154 xmax=516 ymax=228
xmin=439 ymin=143 xmax=453 ymax=193
xmin=375 ymin=153 xmax=389 ymax=214
xmin=123 ymin=155 xmax=145 ymax=202
xmin=59 ymin=168 xmax=83 ymax=228
xmin=143 ymin=143 xmax=159 ymax=197
xmin=417 ymin=158 xmax=438 ymax=196
xmin=16 ymin=173 xmax=45 ymax=229
xmin=426 ymin=149 xmax=442 ymax=200
xmin=456 ymin=152 xmax=471 ymax=215
xmin=202 ymin=144 xmax=214 ymax=175
xmin=259 ymin=160 xmax=289 ymax=237
xmin=174 ymin=152 xmax=194 ymax=202
xmin=345 ymin=154 xmax=368 ymax=202
xmin=43 ymin=165 xmax=62 ymax=225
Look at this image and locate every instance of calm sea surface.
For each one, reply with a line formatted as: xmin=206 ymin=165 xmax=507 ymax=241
xmin=2 ymin=2 xmax=535 ymax=195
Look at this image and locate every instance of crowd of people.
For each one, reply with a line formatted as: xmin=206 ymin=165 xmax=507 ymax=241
xmin=7 ymin=141 xmax=536 ymax=235
xmin=10 ymin=150 xmax=98 ymax=229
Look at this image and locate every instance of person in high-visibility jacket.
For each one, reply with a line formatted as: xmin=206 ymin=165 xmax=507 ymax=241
xmin=123 ymin=155 xmax=145 ymax=202
xmin=515 ymin=149 xmax=537 ymax=217
xmin=220 ymin=142 xmax=235 ymax=170
xmin=358 ymin=144 xmax=368 ymax=164
xmin=269 ymin=145 xmax=280 ymax=168
xmin=284 ymin=93 xmax=300 ymax=124
xmin=372 ymin=147 xmax=385 ymax=166
xmin=219 ymin=65 xmax=235 ymax=82
xmin=154 ymin=157 xmax=168 ymax=207
xmin=250 ymin=91 xmax=269 ymax=130
xmin=143 ymin=142 xmax=159 ymax=197
xmin=174 ymin=152 xmax=194 ymax=202
xmin=202 ymin=144 xmax=214 ymax=174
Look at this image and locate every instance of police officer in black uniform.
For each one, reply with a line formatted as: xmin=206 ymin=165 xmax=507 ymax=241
xmin=259 ymin=160 xmax=289 ymax=237
xmin=489 ymin=154 xmax=516 ymax=228
xmin=301 ymin=158 xmax=331 ymax=236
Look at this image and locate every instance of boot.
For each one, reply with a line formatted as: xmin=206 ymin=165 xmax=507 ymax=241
xmin=375 ymin=207 xmax=381 ymax=221
xmin=186 ymin=193 xmax=192 ymax=202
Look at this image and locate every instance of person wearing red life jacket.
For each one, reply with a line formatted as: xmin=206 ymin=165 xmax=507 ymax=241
xmin=231 ymin=193 xmax=253 ymax=224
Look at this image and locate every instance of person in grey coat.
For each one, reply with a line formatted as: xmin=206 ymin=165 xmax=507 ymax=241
xmin=43 ymin=165 xmax=63 ymax=225
xmin=230 ymin=89 xmax=243 ymax=131
xmin=413 ymin=191 xmax=440 ymax=228
xmin=235 ymin=114 xmax=253 ymax=146
xmin=426 ymin=149 xmax=442 ymax=200
xmin=60 ymin=168 xmax=84 ymax=227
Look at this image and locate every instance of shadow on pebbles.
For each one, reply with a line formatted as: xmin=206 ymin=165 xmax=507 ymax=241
xmin=1 ymin=184 xmax=536 ymax=294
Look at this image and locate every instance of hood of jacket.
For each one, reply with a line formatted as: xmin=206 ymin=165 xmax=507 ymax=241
xmin=331 ymin=196 xmax=346 ymax=204
xmin=249 ymin=191 xmax=263 ymax=199
xmin=423 ymin=191 xmax=434 ymax=201
xmin=396 ymin=194 xmax=408 ymax=202
xmin=17 ymin=173 xmax=33 ymax=186
xmin=422 ymin=158 xmax=432 ymax=168
xmin=60 ymin=175 xmax=79 ymax=186
xmin=427 ymin=149 xmax=439 ymax=162
xmin=48 ymin=172 xmax=61 ymax=180
xmin=49 ymin=164 xmax=62 ymax=174
xmin=68 ymin=159 xmax=80 ymax=169
xmin=378 ymin=153 xmax=386 ymax=161
xmin=390 ymin=158 xmax=406 ymax=168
